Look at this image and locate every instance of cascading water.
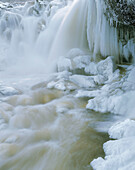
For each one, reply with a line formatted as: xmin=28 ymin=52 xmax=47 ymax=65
xmin=0 ymin=0 xmax=134 ymax=72
xmin=47 ymin=0 xmax=88 ymax=65
xmin=0 ymin=0 xmax=135 ymax=170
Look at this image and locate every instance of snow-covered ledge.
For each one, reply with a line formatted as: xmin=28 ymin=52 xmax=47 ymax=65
xmin=91 ymin=119 xmax=135 ymax=170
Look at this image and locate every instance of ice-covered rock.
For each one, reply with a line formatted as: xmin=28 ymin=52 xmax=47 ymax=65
xmin=58 ymin=53 xmax=118 ymax=85
xmin=75 ymin=90 xmax=100 ymax=98
xmin=66 ymin=48 xmax=86 ymax=59
xmin=57 ymin=48 xmax=91 ymax=72
xmin=91 ymin=119 xmax=135 ymax=170
xmin=47 ymin=80 xmax=66 ymax=91
xmin=72 ymin=55 xmax=91 ymax=70
xmin=87 ymin=88 xmax=135 ymax=118
xmin=85 ymin=62 xmax=98 ymax=75
xmin=97 ymin=56 xmax=116 ymax=81
xmin=109 ymin=119 xmax=135 ymax=139
xmin=57 ymin=56 xmax=72 ymax=72
xmin=69 ymin=75 xmax=95 ymax=88
xmin=0 ymin=85 xmax=19 ymax=96
xmin=85 ymin=63 xmax=135 ymax=117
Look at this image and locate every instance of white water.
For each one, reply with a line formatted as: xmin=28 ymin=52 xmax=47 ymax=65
xmin=0 ymin=0 xmax=135 ymax=170
xmin=0 ymin=0 xmax=134 ymax=73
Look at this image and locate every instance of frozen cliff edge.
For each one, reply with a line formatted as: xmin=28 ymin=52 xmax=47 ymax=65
xmin=87 ymin=0 xmax=135 ymax=63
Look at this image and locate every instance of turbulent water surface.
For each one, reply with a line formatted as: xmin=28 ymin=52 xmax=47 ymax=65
xmin=0 ymin=73 xmax=112 ymax=170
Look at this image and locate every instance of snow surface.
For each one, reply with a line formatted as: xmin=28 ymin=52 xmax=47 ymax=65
xmin=91 ymin=119 xmax=135 ymax=170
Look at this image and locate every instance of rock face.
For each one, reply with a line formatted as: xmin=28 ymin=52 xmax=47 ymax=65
xmin=105 ymin=0 xmax=135 ymax=26
xmin=87 ymin=0 xmax=135 ymax=64
xmin=103 ymin=0 xmax=135 ymax=63
xmin=104 ymin=0 xmax=135 ymax=46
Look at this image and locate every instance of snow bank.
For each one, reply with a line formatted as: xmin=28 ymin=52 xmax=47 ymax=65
xmin=91 ymin=119 xmax=135 ymax=170
xmin=86 ymin=66 xmax=135 ymax=118
xmin=57 ymin=51 xmax=135 ymax=169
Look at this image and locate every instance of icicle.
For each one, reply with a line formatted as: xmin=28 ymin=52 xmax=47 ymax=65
xmin=87 ymin=0 xmax=135 ymax=63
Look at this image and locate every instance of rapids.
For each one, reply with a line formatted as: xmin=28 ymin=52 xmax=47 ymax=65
xmin=0 ymin=74 xmax=111 ymax=170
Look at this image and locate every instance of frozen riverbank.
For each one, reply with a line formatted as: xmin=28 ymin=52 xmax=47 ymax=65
xmin=57 ymin=49 xmax=135 ymax=169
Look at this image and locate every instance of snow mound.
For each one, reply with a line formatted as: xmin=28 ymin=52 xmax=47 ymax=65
xmin=91 ymin=119 xmax=135 ymax=170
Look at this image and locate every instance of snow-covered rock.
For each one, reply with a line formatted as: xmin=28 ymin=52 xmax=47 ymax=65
xmin=109 ymin=119 xmax=135 ymax=139
xmin=91 ymin=119 xmax=135 ymax=170
xmin=69 ymin=75 xmax=95 ymax=88
xmin=97 ymin=56 xmax=116 ymax=81
xmin=57 ymin=56 xmax=72 ymax=72
xmin=0 ymin=85 xmax=19 ymax=96
xmin=87 ymin=85 xmax=135 ymax=118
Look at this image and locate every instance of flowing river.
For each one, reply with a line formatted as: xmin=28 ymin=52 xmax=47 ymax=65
xmin=0 ymin=72 xmax=113 ymax=170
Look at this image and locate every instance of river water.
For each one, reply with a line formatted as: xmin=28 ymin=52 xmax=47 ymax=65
xmin=0 ymin=72 xmax=113 ymax=170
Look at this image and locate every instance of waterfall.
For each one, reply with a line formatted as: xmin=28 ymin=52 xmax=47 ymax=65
xmin=48 ymin=0 xmax=88 ymax=65
xmin=0 ymin=0 xmax=134 ymax=72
